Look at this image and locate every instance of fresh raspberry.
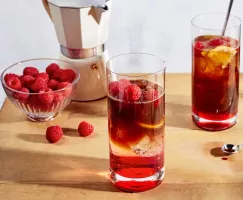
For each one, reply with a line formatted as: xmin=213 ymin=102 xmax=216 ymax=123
xmin=21 ymin=75 xmax=35 ymax=88
xmin=31 ymin=77 xmax=47 ymax=92
xmin=13 ymin=88 xmax=29 ymax=102
xmin=47 ymin=79 xmax=59 ymax=90
xmin=209 ymin=38 xmax=224 ymax=46
xmin=195 ymin=41 xmax=204 ymax=49
xmin=19 ymin=75 xmax=23 ymax=80
xmin=194 ymin=41 xmax=205 ymax=56
xmin=36 ymin=72 xmax=49 ymax=83
xmin=143 ymin=88 xmax=158 ymax=101
xmin=23 ymin=67 xmax=39 ymax=77
xmin=53 ymin=92 xmax=64 ymax=102
xmin=38 ymin=105 xmax=49 ymax=113
xmin=52 ymin=69 xmax=63 ymax=81
xmin=28 ymin=95 xmax=41 ymax=110
xmin=58 ymin=82 xmax=72 ymax=97
xmin=46 ymin=63 xmax=60 ymax=77
xmin=143 ymin=88 xmax=161 ymax=107
xmin=6 ymin=76 xmax=22 ymax=90
xmin=123 ymin=84 xmax=142 ymax=101
xmin=119 ymin=79 xmax=131 ymax=86
xmin=109 ymin=81 xmax=121 ymax=97
xmin=59 ymin=69 xmax=76 ymax=83
xmin=52 ymin=92 xmax=64 ymax=109
xmin=46 ymin=125 xmax=63 ymax=143
xmin=4 ymin=73 xmax=19 ymax=83
xmin=58 ymin=81 xmax=70 ymax=89
xmin=38 ymin=88 xmax=54 ymax=105
xmin=78 ymin=121 xmax=94 ymax=137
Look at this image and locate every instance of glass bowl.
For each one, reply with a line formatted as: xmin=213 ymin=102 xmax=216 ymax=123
xmin=1 ymin=58 xmax=80 ymax=122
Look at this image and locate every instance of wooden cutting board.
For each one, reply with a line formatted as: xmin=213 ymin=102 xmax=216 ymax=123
xmin=0 ymin=74 xmax=243 ymax=200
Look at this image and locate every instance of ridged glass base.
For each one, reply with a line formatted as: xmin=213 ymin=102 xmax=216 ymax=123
xmin=110 ymin=167 xmax=164 ymax=193
xmin=192 ymin=114 xmax=237 ymax=131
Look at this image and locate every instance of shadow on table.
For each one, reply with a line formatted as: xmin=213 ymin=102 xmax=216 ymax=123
xmin=0 ymin=147 xmax=119 ymax=192
xmin=65 ymin=98 xmax=108 ymax=118
xmin=165 ymin=95 xmax=198 ymax=130
xmin=210 ymin=147 xmax=228 ymax=157
xmin=17 ymin=134 xmax=47 ymax=144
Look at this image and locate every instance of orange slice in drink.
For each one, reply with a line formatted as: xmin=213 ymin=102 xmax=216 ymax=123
xmin=136 ymin=119 xmax=164 ymax=129
xmin=204 ymin=46 xmax=237 ymax=68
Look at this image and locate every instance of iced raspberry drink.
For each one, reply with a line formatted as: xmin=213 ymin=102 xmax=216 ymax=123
xmin=191 ymin=13 xmax=241 ymax=131
xmin=106 ymin=53 xmax=165 ymax=192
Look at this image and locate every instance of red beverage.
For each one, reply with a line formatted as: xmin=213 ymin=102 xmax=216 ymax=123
xmin=108 ymin=79 xmax=165 ymax=192
xmin=192 ymin=35 xmax=240 ymax=130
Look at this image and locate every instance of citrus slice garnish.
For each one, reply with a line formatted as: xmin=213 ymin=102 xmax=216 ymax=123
xmin=204 ymin=46 xmax=237 ymax=68
xmin=136 ymin=119 xmax=164 ymax=129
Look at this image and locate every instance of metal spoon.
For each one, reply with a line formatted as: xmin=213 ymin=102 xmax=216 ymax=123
xmin=221 ymin=0 xmax=235 ymax=37
xmin=221 ymin=143 xmax=243 ymax=154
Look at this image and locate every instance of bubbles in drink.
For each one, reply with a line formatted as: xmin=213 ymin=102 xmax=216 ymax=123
xmin=108 ymin=78 xmax=165 ymax=183
xmin=131 ymin=134 xmax=163 ymax=156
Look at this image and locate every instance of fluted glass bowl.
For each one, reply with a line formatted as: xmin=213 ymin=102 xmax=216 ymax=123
xmin=0 ymin=58 xmax=80 ymax=122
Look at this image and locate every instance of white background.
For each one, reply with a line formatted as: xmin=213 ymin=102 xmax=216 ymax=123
xmin=0 ymin=0 xmax=243 ymax=107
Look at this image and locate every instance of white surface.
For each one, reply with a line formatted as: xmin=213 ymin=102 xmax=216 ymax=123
xmin=0 ymin=0 xmax=243 ymax=108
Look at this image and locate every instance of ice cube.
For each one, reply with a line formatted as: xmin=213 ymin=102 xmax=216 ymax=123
xmin=131 ymin=135 xmax=163 ymax=156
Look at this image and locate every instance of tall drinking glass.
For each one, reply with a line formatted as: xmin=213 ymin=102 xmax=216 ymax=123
xmin=191 ymin=13 xmax=241 ymax=131
xmin=106 ymin=53 xmax=165 ymax=192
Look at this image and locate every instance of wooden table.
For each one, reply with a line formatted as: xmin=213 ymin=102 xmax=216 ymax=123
xmin=0 ymin=74 xmax=243 ymax=200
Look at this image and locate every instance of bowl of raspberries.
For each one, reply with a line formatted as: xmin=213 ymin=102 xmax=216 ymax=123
xmin=0 ymin=58 xmax=80 ymax=122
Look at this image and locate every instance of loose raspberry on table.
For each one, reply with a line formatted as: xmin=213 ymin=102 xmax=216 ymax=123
xmin=52 ymin=69 xmax=63 ymax=81
xmin=47 ymin=79 xmax=59 ymax=90
xmin=30 ymin=77 xmax=47 ymax=92
xmin=123 ymin=84 xmax=142 ymax=101
xmin=4 ymin=73 xmax=19 ymax=83
xmin=38 ymin=88 xmax=54 ymax=105
xmin=13 ymin=87 xmax=29 ymax=102
xmin=21 ymin=75 xmax=35 ymax=88
xmin=46 ymin=63 xmax=60 ymax=77
xmin=23 ymin=67 xmax=39 ymax=77
xmin=59 ymin=69 xmax=76 ymax=83
xmin=46 ymin=125 xmax=63 ymax=143
xmin=58 ymin=82 xmax=72 ymax=97
xmin=6 ymin=76 xmax=22 ymax=90
xmin=78 ymin=121 xmax=94 ymax=137
xmin=36 ymin=72 xmax=49 ymax=83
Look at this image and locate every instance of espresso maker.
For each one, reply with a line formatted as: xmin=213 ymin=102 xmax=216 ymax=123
xmin=42 ymin=0 xmax=112 ymax=101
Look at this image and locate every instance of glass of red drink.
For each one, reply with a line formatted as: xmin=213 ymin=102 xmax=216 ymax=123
xmin=191 ymin=13 xmax=241 ymax=131
xmin=106 ymin=53 xmax=165 ymax=192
